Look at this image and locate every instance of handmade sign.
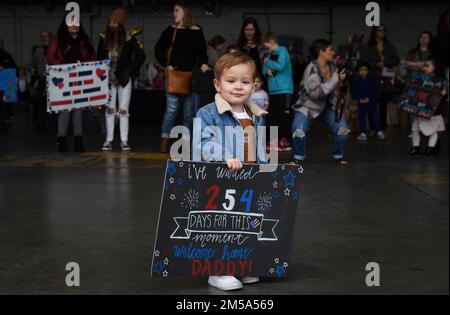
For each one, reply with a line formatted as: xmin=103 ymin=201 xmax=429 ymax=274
xmin=151 ymin=160 xmax=303 ymax=278
xmin=46 ymin=60 xmax=110 ymax=112
xmin=0 ymin=68 xmax=17 ymax=103
xmin=398 ymin=71 xmax=447 ymax=119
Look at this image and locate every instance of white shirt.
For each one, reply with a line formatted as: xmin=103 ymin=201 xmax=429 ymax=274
xmin=250 ymin=89 xmax=269 ymax=109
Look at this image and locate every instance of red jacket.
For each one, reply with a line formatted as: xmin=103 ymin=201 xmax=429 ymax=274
xmin=46 ymin=35 xmax=96 ymax=65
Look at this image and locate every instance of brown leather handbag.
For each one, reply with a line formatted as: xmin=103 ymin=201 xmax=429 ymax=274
xmin=166 ymin=28 xmax=192 ymax=95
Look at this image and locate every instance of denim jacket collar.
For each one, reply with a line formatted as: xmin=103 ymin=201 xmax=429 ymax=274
xmin=214 ymin=93 xmax=268 ymax=117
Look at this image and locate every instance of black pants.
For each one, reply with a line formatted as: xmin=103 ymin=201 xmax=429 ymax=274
xmin=32 ymin=78 xmax=48 ymax=128
xmin=268 ymin=93 xmax=292 ymax=141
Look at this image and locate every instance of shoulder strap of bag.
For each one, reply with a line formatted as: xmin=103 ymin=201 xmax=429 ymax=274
xmin=167 ymin=27 xmax=178 ymax=66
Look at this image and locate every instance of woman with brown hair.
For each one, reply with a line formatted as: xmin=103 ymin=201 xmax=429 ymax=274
xmin=98 ymin=8 xmax=145 ymax=151
xmin=154 ymin=1 xmax=210 ymax=153
xmin=236 ymin=17 xmax=263 ymax=76
xmin=359 ymin=24 xmax=400 ymax=132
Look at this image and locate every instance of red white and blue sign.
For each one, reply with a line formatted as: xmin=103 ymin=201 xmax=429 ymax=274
xmin=46 ymin=60 xmax=110 ymax=112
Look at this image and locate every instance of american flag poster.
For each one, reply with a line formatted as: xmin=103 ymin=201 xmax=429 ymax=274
xmin=46 ymin=60 xmax=110 ymax=112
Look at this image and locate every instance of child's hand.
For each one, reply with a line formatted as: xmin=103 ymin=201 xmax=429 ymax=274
xmin=226 ymin=158 xmax=243 ymax=171
xmin=267 ymin=69 xmax=275 ymax=77
xmin=441 ymin=88 xmax=448 ymax=96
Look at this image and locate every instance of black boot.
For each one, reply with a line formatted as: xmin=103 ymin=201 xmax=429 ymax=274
xmin=74 ymin=136 xmax=85 ymax=153
xmin=407 ymin=146 xmax=420 ymax=157
xmin=422 ymin=146 xmax=437 ymax=158
xmin=57 ymin=137 xmax=68 ymax=152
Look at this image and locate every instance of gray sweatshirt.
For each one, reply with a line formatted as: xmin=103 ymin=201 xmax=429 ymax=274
xmin=293 ymin=60 xmax=339 ymax=118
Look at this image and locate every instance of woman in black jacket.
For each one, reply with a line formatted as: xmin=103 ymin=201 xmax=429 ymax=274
xmin=98 ymin=8 xmax=145 ymax=151
xmin=360 ymin=24 xmax=400 ymax=131
xmin=154 ymin=1 xmax=210 ymax=153
xmin=236 ymin=17 xmax=263 ymax=77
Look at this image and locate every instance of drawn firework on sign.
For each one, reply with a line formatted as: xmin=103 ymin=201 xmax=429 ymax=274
xmin=180 ymin=188 xmax=200 ymax=210
xmin=256 ymin=192 xmax=273 ymax=212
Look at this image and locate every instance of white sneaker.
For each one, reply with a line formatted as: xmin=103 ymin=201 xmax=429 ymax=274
xmin=356 ymin=133 xmax=368 ymax=141
xmin=102 ymin=141 xmax=113 ymax=151
xmin=121 ymin=141 xmax=131 ymax=151
xmin=208 ymin=276 xmax=243 ymax=291
xmin=241 ymin=276 xmax=260 ymax=284
xmin=376 ymin=131 xmax=386 ymax=140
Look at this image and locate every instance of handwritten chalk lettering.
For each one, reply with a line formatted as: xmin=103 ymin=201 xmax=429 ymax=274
xmin=191 ymin=233 xmax=251 ymax=247
xmin=192 ymin=259 xmax=253 ymax=277
xmin=221 ymin=244 xmax=253 ymax=261
xmin=189 ymin=213 xmax=213 ymax=230
xmin=187 ymin=211 xmax=263 ymax=234
xmin=172 ymin=243 xmax=216 ymax=261
xmin=216 ymin=166 xmax=260 ymax=181
xmin=188 ymin=164 xmax=207 ymax=180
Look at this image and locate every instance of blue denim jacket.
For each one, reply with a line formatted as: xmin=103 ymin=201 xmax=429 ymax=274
xmin=192 ymin=93 xmax=268 ymax=163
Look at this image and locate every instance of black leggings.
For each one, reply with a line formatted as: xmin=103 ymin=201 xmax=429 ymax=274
xmin=268 ymin=93 xmax=292 ymax=140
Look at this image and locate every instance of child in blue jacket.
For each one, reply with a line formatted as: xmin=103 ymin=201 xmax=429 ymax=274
xmin=352 ymin=62 xmax=385 ymax=141
xmin=262 ymin=32 xmax=294 ymax=151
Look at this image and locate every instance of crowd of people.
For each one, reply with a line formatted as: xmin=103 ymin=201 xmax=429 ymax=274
xmin=0 ymin=2 xmax=448 ymax=163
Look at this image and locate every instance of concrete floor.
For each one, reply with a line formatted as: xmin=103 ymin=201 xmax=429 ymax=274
xmin=0 ymin=108 xmax=448 ymax=294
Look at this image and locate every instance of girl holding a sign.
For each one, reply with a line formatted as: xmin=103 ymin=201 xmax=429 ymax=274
xmin=98 ymin=8 xmax=145 ymax=152
xmin=408 ymin=57 xmax=447 ymax=158
xmin=46 ymin=18 xmax=96 ymax=152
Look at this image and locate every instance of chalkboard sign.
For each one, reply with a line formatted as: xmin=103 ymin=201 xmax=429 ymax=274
xmin=151 ymin=160 xmax=303 ymax=278
xmin=398 ymin=71 xmax=447 ymax=119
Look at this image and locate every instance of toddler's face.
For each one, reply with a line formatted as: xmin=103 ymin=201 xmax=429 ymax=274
xmin=214 ymin=63 xmax=255 ymax=106
xmin=359 ymin=66 xmax=368 ymax=78
xmin=254 ymin=79 xmax=263 ymax=90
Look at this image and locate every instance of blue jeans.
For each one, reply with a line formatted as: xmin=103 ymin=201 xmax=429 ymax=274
xmin=161 ymin=93 xmax=194 ymax=139
xmin=358 ymin=101 xmax=381 ymax=133
xmin=291 ymin=108 xmax=349 ymax=161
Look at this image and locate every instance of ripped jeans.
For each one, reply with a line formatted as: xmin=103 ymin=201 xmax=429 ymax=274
xmin=105 ymin=80 xmax=132 ymax=142
xmin=291 ymin=108 xmax=349 ymax=161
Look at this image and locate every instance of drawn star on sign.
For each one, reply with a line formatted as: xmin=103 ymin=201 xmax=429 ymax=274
xmin=154 ymin=250 xmax=160 ymax=257
xmin=164 ymin=258 xmax=170 ymax=265
xmin=169 ymin=177 xmax=175 ymax=184
xmin=274 ymin=258 xmax=280 ymax=264
xmin=178 ymin=161 xmax=184 ymax=168
xmin=272 ymin=181 xmax=278 ymax=188
xmin=298 ymin=166 xmax=304 ymax=174
xmin=283 ymin=170 xmax=296 ymax=189
xmin=284 ymin=188 xmax=290 ymax=196
xmin=170 ymin=194 xmax=176 ymax=201
xmin=269 ymin=268 xmax=274 ymax=274
xmin=283 ymin=262 xmax=289 ymax=268
xmin=162 ymin=270 xmax=168 ymax=277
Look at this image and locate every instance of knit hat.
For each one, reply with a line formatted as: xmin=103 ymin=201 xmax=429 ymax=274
xmin=109 ymin=8 xmax=127 ymax=26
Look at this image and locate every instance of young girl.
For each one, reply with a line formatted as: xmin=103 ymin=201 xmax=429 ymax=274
xmin=408 ymin=57 xmax=447 ymax=158
xmin=193 ymin=51 xmax=268 ymax=291
xmin=46 ymin=17 xmax=96 ymax=152
xmin=98 ymin=8 xmax=145 ymax=151
xmin=250 ymin=74 xmax=269 ymax=111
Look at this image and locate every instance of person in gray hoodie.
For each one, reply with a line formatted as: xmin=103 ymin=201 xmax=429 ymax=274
xmin=291 ymin=39 xmax=349 ymax=165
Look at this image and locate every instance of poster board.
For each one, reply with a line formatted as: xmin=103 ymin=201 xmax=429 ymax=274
xmin=152 ymin=160 xmax=303 ymax=278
